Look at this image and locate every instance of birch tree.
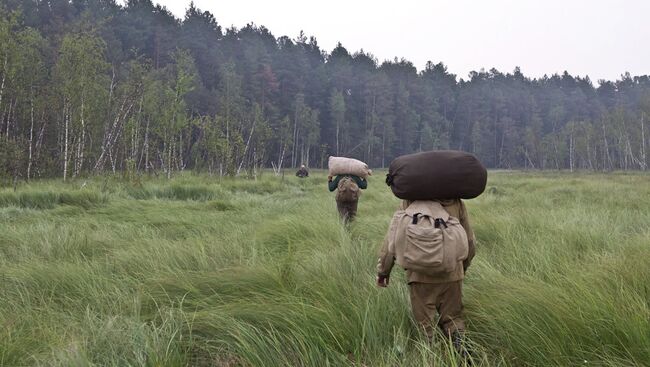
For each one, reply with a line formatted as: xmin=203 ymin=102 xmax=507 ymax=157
xmin=14 ymin=28 xmax=47 ymax=180
xmin=54 ymin=32 xmax=109 ymax=179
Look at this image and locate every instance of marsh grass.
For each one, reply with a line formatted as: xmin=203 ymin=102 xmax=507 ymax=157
xmin=0 ymin=190 xmax=106 ymax=209
xmin=0 ymin=171 xmax=649 ymax=366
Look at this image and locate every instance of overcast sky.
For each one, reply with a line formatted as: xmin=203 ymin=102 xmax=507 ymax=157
xmin=134 ymin=0 xmax=650 ymax=82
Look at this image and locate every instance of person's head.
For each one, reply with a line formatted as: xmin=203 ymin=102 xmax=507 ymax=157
xmin=301 ymin=164 xmax=306 ymax=169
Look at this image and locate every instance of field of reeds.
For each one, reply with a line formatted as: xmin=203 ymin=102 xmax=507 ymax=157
xmin=1 ymin=171 xmax=649 ymax=366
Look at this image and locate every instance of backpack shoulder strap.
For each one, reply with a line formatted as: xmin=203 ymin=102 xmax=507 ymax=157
xmin=388 ymin=210 xmax=409 ymax=254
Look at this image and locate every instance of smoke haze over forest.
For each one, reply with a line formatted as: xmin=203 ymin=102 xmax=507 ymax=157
xmin=134 ymin=0 xmax=650 ymax=82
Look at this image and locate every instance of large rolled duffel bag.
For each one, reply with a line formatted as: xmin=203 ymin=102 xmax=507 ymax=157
xmin=328 ymin=156 xmax=372 ymax=178
xmin=386 ymin=150 xmax=487 ymax=200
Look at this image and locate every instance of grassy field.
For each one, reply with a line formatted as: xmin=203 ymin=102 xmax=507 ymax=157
xmin=1 ymin=171 xmax=649 ymax=366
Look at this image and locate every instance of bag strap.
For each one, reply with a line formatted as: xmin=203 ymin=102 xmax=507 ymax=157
xmin=412 ymin=213 xmax=422 ymax=224
xmin=434 ymin=218 xmax=448 ymax=228
xmin=412 ymin=213 xmax=431 ymax=225
xmin=412 ymin=213 xmax=447 ymax=228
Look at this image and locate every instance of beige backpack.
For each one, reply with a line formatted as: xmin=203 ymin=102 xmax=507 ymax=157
xmin=389 ymin=201 xmax=469 ymax=275
xmin=336 ymin=176 xmax=360 ymax=202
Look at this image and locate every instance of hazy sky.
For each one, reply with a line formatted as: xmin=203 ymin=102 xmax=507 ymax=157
xmin=135 ymin=0 xmax=650 ymax=82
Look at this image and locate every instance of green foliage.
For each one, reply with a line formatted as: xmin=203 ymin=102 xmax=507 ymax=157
xmin=0 ymin=138 xmax=25 ymax=181
xmin=0 ymin=172 xmax=649 ymax=366
xmin=55 ymin=32 xmax=109 ymax=101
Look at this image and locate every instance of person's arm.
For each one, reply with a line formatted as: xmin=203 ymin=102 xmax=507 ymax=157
xmin=328 ymin=175 xmax=340 ymax=192
xmin=354 ymin=176 xmax=368 ymax=189
xmin=458 ymin=200 xmax=476 ymax=272
xmin=377 ymin=214 xmax=399 ymax=286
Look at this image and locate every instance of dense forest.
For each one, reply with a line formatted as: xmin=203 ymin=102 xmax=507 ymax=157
xmin=0 ymin=0 xmax=648 ymax=181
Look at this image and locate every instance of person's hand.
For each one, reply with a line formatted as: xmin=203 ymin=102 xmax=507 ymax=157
xmin=463 ymin=260 xmax=471 ymax=273
xmin=377 ymin=274 xmax=390 ymax=287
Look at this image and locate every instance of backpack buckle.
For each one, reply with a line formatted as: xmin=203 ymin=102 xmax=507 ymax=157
xmin=412 ymin=213 xmax=430 ymax=225
xmin=434 ymin=218 xmax=448 ymax=228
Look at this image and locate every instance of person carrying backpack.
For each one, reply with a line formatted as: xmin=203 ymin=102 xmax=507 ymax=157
xmin=328 ymin=174 xmax=368 ymax=222
xmin=376 ymin=198 xmax=475 ymax=360
xmin=296 ymin=164 xmax=309 ymax=178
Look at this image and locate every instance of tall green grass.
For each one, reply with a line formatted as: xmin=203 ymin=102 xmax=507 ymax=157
xmin=0 ymin=189 xmax=106 ymax=209
xmin=0 ymin=171 xmax=648 ymax=366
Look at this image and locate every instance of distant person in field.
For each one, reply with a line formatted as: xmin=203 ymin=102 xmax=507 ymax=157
xmin=328 ymin=174 xmax=368 ymax=222
xmin=376 ymin=199 xmax=475 ymax=361
xmin=296 ymin=164 xmax=309 ymax=178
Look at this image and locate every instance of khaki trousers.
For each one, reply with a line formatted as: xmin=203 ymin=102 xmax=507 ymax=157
xmin=336 ymin=199 xmax=358 ymax=223
xmin=409 ymin=280 xmax=465 ymax=336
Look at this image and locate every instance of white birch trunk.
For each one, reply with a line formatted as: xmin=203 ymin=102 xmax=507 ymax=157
xmin=275 ymin=143 xmax=286 ymax=175
xmin=167 ymin=137 xmax=172 ymax=179
xmin=178 ymin=132 xmax=185 ymax=171
xmin=76 ymin=96 xmax=86 ymax=176
xmin=34 ymin=111 xmax=46 ymax=171
xmin=641 ymin=113 xmax=646 ymax=170
xmin=109 ymin=149 xmax=116 ymax=173
xmin=291 ymin=103 xmax=299 ymax=168
xmin=63 ymin=106 xmax=69 ymax=181
xmin=94 ymin=97 xmax=135 ymax=172
xmin=27 ymin=90 xmax=34 ymax=180
xmin=140 ymin=117 xmax=150 ymax=172
xmin=569 ymin=132 xmax=574 ymax=172
xmin=5 ymin=97 xmax=13 ymax=138
xmin=602 ymin=119 xmax=612 ymax=171
xmin=586 ymin=136 xmax=594 ymax=171
xmin=237 ymin=121 xmax=256 ymax=175
xmin=0 ymin=56 xmax=6 ymax=133
xmin=336 ymin=120 xmax=340 ymax=156
xmin=382 ymin=122 xmax=386 ymax=168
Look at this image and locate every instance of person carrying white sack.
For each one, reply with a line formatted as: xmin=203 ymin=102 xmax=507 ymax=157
xmin=327 ymin=156 xmax=371 ymax=223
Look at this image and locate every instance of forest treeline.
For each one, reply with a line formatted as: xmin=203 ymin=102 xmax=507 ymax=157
xmin=1 ymin=0 xmax=649 ymax=181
